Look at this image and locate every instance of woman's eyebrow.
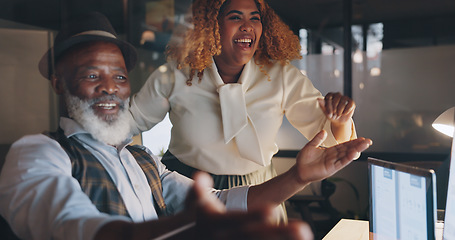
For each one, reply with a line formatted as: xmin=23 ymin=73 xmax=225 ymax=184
xmin=227 ymin=10 xmax=243 ymax=15
xmin=226 ymin=10 xmax=261 ymax=15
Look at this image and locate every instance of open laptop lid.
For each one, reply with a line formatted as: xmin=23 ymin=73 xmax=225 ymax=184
xmin=368 ymin=157 xmax=437 ymax=240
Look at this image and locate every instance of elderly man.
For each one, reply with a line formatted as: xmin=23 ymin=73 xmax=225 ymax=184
xmin=0 ymin=12 xmax=372 ymax=240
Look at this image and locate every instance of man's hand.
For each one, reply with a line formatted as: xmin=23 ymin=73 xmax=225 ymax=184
xmin=294 ymin=130 xmax=372 ymax=185
xmin=186 ymin=172 xmax=314 ymax=240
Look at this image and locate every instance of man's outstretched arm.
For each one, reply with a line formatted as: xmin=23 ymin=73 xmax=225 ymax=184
xmin=95 ymin=172 xmax=314 ymax=240
xmin=248 ymin=130 xmax=372 ymax=208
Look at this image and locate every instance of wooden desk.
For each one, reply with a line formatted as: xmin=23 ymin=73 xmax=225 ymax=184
xmin=322 ymin=219 xmax=369 ymax=240
xmin=323 ymin=219 xmax=444 ymax=240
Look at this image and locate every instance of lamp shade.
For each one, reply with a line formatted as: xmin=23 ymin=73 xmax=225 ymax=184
xmin=432 ymin=107 xmax=455 ymax=138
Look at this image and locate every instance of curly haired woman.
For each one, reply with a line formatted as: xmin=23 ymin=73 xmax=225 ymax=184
xmin=129 ymin=0 xmax=357 ymax=223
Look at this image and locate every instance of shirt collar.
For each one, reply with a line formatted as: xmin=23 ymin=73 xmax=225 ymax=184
xmin=59 ymin=117 xmax=133 ymax=148
xmin=208 ymin=58 xmax=256 ymax=90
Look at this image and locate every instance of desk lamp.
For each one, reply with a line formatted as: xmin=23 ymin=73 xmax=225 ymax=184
xmin=432 ymin=107 xmax=455 ymax=239
xmin=433 ymin=107 xmax=455 ymax=138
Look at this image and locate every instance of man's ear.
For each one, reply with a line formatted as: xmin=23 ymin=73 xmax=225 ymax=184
xmin=50 ymin=75 xmax=65 ymax=95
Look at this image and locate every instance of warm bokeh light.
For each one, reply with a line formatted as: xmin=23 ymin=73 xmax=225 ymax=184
xmin=370 ymin=67 xmax=381 ymax=76
xmin=353 ymin=49 xmax=363 ymax=63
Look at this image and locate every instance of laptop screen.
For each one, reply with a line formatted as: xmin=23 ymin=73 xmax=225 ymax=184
xmin=368 ymin=157 xmax=437 ymax=240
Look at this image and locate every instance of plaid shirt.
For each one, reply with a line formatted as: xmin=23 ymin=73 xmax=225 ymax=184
xmin=45 ymin=128 xmax=167 ymax=218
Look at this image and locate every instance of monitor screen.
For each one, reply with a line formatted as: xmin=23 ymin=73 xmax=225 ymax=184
xmin=368 ymin=157 xmax=437 ymax=240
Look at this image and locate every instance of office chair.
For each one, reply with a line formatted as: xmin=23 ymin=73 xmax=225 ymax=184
xmin=287 ymin=179 xmax=341 ymax=240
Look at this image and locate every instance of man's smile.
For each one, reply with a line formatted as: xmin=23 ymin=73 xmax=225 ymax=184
xmin=96 ymin=102 xmax=117 ymax=110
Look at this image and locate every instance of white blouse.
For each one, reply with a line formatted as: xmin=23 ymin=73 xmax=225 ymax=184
xmin=129 ymin=59 xmax=356 ymax=175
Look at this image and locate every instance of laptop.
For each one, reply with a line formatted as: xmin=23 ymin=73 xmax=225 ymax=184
xmin=368 ymin=157 xmax=438 ymax=240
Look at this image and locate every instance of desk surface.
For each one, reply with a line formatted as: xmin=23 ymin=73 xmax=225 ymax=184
xmin=322 ymin=219 xmax=369 ymax=240
xmin=322 ymin=219 xmax=444 ymax=240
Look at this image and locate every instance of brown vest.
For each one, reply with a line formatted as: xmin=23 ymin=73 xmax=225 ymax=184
xmin=44 ymin=128 xmax=167 ymax=218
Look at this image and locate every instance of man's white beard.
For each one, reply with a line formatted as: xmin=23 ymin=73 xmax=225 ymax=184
xmin=65 ymin=92 xmax=131 ymax=146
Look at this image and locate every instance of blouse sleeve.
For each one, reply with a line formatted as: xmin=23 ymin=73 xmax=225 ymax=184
xmin=281 ymin=63 xmax=354 ymax=147
xmin=128 ymin=63 xmax=176 ymax=135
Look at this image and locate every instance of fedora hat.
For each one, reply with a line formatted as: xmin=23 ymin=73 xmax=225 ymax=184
xmin=38 ymin=12 xmax=137 ymax=79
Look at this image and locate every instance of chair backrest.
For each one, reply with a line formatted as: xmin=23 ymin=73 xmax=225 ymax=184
xmin=0 ymin=144 xmax=21 ymax=239
xmin=0 ymin=144 xmax=11 ymax=172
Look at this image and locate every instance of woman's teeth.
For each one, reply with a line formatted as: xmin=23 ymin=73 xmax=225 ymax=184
xmin=235 ymin=39 xmax=252 ymax=43
xmin=235 ymin=39 xmax=252 ymax=47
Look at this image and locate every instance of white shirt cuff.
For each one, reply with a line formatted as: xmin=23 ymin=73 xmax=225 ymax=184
xmin=224 ymin=186 xmax=249 ymax=211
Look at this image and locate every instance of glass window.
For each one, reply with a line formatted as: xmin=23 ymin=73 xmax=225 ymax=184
xmin=278 ymin=19 xmax=455 ymax=156
xmin=352 ymin=20 xmax=455 ymax=154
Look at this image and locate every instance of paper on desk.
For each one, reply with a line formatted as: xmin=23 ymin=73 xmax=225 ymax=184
xmin=322 ymin=219 xmax=369 ymax=240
